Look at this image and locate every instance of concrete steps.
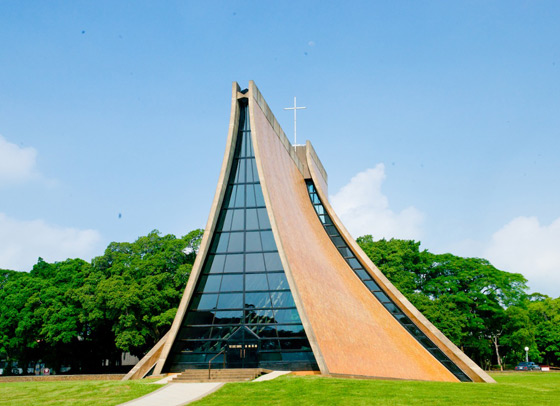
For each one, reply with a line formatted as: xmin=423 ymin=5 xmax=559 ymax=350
xmin=171 ymin=368 xmax=270 ymax=383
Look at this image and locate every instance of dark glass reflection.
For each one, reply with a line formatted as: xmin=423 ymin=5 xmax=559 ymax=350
xmin=165 ymin=101 xmax=317 ymax=372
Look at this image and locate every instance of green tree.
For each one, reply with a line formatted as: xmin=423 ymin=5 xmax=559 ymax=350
xmin=87 ymin=229 xmax=203 ymax=359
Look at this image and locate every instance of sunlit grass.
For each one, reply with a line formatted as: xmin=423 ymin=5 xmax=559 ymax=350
xmin=192 ymin=372 xmax=560 ymax=406
xmin=0 ymin=378 xmax=160 ymax=406
xmin=1 ymin=373 xmax=558 ymax=406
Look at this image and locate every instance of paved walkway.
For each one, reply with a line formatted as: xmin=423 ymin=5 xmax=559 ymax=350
xmin=118 ymin=370 xmax=290 ymax=406
xmin=118 ymin=382 xmax=224 ymax=406
xmin=253 ymin=370 xmax=291 ymax=381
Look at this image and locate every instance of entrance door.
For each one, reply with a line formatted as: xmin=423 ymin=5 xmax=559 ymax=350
xmin=226 ymin=326 xmax=260 ymax=368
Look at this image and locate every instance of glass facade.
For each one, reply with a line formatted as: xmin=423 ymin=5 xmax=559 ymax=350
xmin=305 ymin=180 xmax=471 ymax=382
xmin=165 ymin=100 xmax=318 ymax=372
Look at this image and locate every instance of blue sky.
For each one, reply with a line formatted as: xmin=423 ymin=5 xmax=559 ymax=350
xmin=1 ymin=1 xmax=559 ymax=296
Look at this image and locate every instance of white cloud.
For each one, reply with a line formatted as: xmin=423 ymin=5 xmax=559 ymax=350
xmin=0 ymin=213 xmax=103 ymax=271
xmin=0 ymin=135 xmax=39 ymax=186
xmin=483 ymin=216 xmax=560 ymax=297
xmin=330 ymin=164 xmax=424 ymax=240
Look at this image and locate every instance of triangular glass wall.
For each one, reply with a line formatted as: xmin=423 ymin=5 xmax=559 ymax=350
xmin=165 ymin=99 xmax=318 ymax=372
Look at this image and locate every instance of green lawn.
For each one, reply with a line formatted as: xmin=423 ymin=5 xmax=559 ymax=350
xmin=0 ymin=379 xmax=161 ymax=406
xmin=193 ymin=373 xmax=560 ymax=406
xmin=1 ymin=373 xmax=558 ymax=406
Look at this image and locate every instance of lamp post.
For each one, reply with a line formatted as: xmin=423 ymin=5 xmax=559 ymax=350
xmin=524 ymin=346 xmax=529 ymax=363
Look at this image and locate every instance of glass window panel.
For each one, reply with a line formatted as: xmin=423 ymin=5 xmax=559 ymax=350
xmin=431 ymin=350 xmax=451 ymax=363
xmin=245 ymin=253 xmax=266 ymax=272
xmin=321 ymin=215 xmax=333 ymax=225
xmin=337 ymin=247 xmax=352 ymax=257
xmin=245 ymin=292 xmax=272 ymax=309
xmin=193 ymin=293 xmax=218 ymax=310
xmin=348 ymin=258 xmax=361 ymax=269
xmin=277 ymin=324 xmax=306 ymax=337
xmin=257 ymin=208 xmax=271 ymax=229
xmin=394 ymin=313 xmax=413 ymax=325
xmin=373 ymin=290 xmax=391 ymax=303
xmin=247 ymin=135 xmax=253 ymax=155
xmin=245 ymin=309 xmax=274 ymax=324
xmin=213 ymin=310 xmax=243 ymax=325
xmin=281 ymin=352 xmax=316 ymax=362
xmin=250 ymin=325 xmax=277 ymax=338
xmin=264 ymin=252 xmax=283 ymax=271
xmin=227 ymin=231 xmax=244 ymax=252
xmin=314 ymin=205 xmax=325 ymax=215
xmin=234 ymin=159 xmax=245 ymax=183
xmin=204 ymin=255 xmax=225 ymax=274
xmin=233 ymin=185 xmax=245 ymax=207
xmin=185 ymin=311 xmax=215 ymax=326
xmin=246 ymin=273 xmax=269 ymax=291
xmin=418 ymin=336 xmax=436 ymax=349
xmin=245 ymin=209 xmax=259 ymax=230
xmin=243 ymin=129 xmax=250 ymax=151
xmin=311 ymin=193 xmax=321 ymax=204
xmin=260 ymin=230 xmax=276 ymax=251
xmin=220 ymin=274 xmax=243 ymax=291
xmin=210 ymin=326 xmax=236 ymax=339
xmin=354 ymin=268 xmax=370 ymax=280
xmin=268 ymin=273 xmax=289 ymax=290
xmin=271 ymin=291 xmax=295 ymax=308
xmin=230 ymin=210 xmax=244 ymax=230
xmin=325 ymin=225 xmax=339 ymax=236
xmin=279 ymin=339 xmax=311 ymax=351
xmin=177 ymin=326 xmax=211 ymax=340
xmin=178 ymin=340 xmax=215 ymax=353
xmin=364 ymin=280 xmax=380 ymax=291
xmin=216 ymin=210 xmax=233 ymax=232
xmin=384 ymin=303 xmax=400 ymax=315
xmin=307 ymin=183 xmax=315 ymax=193
xmin=176 ymin=353 xmax=208 ymax=363
xmin=223 ymin=254 xmax=243 ymax=273
xmin=237 ymin=132 xmax=246 ymax=158
xmin=217 ymin=292 xmax=243 ymax=309
xmin=260 ymin=341 xmax=281 ymax=351
xmin=405 ymin=325 xmax=424 ymax=338
xmin=245 ymin=231 xmax=262 ymax=252
xmin=241 ymin=108 xmax=250 ymax=130
xmin=254 ymin=184 xmax=265 ymax=206
xmin=246 ymin=184 xmax=256 ymax=207
xmin=197 ymin=274 xmax=222 ymax=293
xmin=192 ymin=340 xmax=222 ymax=353
xmin=223 ymin=185 xmax=234 ymax=209
xmin=245 ymin=157 xmax=253 ymax=182
xmin=245 ymin=158 xmax=255 ymax=182
xmin=331 ymin=236 xmax=345 ymax=247
xmin=213 ymin=232 xmax=229 ymax=253
xmin=274 ymin=308 xmax=301 ymax=324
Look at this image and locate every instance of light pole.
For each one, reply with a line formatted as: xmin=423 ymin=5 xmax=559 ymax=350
xmin=524 ymin=346 xmax=529 ymax=363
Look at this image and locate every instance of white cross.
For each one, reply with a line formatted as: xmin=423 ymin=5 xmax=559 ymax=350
xmin=284 ymin=97 xmax=306 ymax=145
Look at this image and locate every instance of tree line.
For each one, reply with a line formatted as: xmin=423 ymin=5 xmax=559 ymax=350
xmin=0 ymin=229 xmax=558 ymax=374
xmin=0 ymin=230 xmax=203 ymax=374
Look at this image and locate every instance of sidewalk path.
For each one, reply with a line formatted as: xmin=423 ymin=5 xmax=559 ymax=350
xmin=118 ymin=382 xmax=224 ymax=406
xmin=252 ymin=370 xmax=291 ymax=381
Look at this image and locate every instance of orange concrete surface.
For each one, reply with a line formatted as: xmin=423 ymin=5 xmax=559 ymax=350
xmin=250 ymin=85 xmax=458 ymax=382
xmin=306 ymin=139 xmax=494 ymax=384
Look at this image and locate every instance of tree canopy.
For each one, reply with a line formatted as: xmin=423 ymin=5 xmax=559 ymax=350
xmin=0 ymin=230 xmax=557 ymax=373
xmin=0 ymin=229 xmax=202 ymax=373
